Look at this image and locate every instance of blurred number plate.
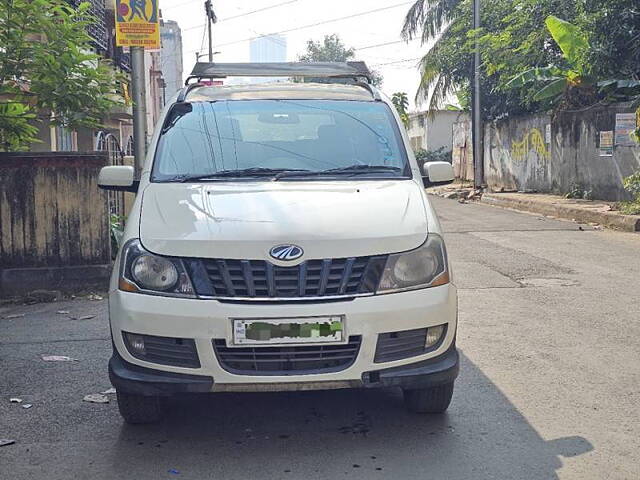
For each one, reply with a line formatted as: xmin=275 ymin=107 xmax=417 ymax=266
xmin=232 ymin=316 xmax=344 ymax=345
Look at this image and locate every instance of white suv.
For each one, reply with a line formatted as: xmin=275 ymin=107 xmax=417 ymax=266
xmin=98 ymin=62 xmax=458 ymax=424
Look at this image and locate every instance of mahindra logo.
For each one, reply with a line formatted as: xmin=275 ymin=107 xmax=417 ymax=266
xmin=269 ymin=244 xmax=304 ymax=261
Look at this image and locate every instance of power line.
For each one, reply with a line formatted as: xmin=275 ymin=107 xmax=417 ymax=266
xmin=217 ymin=1 xmax=413 ymax=47
xmin=356 ymin=39 xmax=408 ymax=51
xmin=199 ymin=18 xmax=207 ymax=53
xmin=162 ymin=0 xmax=201 ymax=11
xmin=222 ymin=0 xmax=300 ymax=22
xmin=371 ymin=57 xmax=422 ymax=67
xmin=181 ymin=0 xmax=300 ymax=31
xmin=164 ymin=35 xmax=413 ymax=62
xmin=182 ymin=1 xmax=414 ymax=55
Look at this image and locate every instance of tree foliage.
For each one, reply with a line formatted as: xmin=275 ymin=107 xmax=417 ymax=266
xmin=505 ymin=16 xmax=598 ymax=108
xmin=402 ymin=0 xmax=640 ymax=119
xmin=415 ymin=146 xmax=451 ymax=164
xmin=299 ymin=34 xmax=356 ymax=63
xmin=0 ymin=0 xmax=123 ymax=151
xmin=391 ymin=92 xmax=409 ymax=126
xmin=619 ymin=171 xmax=640 ymax=214
xmin=298 ymin=34 xmax=383 ymax=87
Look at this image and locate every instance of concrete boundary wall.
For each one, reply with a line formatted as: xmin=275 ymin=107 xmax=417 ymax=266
xmin=483 ymin=104 xmax=640 ymax=201
xmin=0 ymin=152 xmax=111 ymax=296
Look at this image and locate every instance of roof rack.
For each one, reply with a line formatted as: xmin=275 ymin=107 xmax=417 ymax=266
xmin=185 ymin=61 xmax=372 ymax=84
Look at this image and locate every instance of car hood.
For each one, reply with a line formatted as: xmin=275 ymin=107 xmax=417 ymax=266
xmin=139 ymin=180 xmax=428 ymax=260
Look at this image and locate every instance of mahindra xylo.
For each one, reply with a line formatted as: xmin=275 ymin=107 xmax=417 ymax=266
xmin=98 ymin=62 xmax=458 ymax=424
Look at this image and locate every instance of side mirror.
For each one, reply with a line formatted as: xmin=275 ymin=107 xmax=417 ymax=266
xmin=98 ymin=166 xmax=138 ymax=193
xmin=422 ymin=161 xmax=454 ymax=187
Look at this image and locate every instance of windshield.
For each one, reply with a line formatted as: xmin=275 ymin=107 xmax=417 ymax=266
xmin=152 ymin=99 xmax=409 ymax=181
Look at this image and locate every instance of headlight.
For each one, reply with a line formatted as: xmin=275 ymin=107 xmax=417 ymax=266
xmin=119 ymin=239 xmax=195 ymax=297
xmin=131 ymin=255 xmax=178 ymax=291
xmin=377 ymin=234 xmax=449 ymax=293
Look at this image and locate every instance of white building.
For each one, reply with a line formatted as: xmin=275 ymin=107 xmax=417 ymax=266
xmin=144 ymin=50 xmax=164 ymax=142
xmin=249 ymin=34 xmax=287 ymax=84
xmin=407 ymin=110 xmax=469 ymax=153
xmin=161 ymin=20 xmax=184 ymax=98
xmin=250 ymin=34 xmax=287 ymax=62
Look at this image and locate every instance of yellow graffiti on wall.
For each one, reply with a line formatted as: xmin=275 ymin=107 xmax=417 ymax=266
xmin=511 ymin=128 xmax=550 ymax=161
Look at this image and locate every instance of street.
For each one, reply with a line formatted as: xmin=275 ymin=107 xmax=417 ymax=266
xmin=1 ymin=196 xmax=639 ymax=480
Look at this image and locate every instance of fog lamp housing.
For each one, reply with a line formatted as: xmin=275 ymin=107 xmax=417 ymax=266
xmin=425 ymin=324 xmax=446 ymax=348
xmin=124 ymin=332 xmax=146 ymax=355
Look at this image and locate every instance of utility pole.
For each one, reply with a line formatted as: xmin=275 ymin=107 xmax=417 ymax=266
xmin=204 ymin=0 xmax=217 ymax=62
xmin=130 ymin=47 xmax=147 ymax=179
xmin=472 ymin=0 xmax=483 ymax=189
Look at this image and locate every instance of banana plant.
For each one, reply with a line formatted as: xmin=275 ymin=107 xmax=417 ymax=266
xmin=597 ymin=79 xmax=640 ymax=103
xmin=506 ymin=16 xmax=593 ymax=103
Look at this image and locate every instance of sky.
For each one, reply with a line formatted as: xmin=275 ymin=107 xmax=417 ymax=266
xmin=158 ymin=0 xmax=429 ymax=111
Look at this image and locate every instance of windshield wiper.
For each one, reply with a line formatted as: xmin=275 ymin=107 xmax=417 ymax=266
xmin=323 ymin=165 xmax=403 ymax=174
xmin=273 ymin=164 xmax=402 ymax=180
xmin=169 ymin=168 xmax=311 ymax=182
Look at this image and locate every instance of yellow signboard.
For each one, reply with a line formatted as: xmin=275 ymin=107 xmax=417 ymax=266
xmin=115 ymin=0 xmax=160 ymax=49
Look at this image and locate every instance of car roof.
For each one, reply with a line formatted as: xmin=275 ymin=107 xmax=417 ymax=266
xmin=185 ymin=82 xmax=376 ymax=102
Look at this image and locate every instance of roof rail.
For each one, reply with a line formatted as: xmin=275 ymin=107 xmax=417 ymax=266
xmin=176 ymin=82 xmax=204 ymax=102
xmin=353 ymin=81 xmax=381 ymax=101
xmin=186 ymin=61 xmax=372 ymax=84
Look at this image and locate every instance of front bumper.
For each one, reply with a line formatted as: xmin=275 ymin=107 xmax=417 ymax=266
xmin=109 ymin=342 xmax=458 ymax=396
xmin=109 ymin=348 xmax=213 ymax=396
xmin=108 ymin=283 xmax=458 ymax=391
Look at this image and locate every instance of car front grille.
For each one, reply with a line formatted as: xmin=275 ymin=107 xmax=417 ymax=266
xmin=213 ymin=336 xmax=362 ymax=375
xmin=185 ymin=256 xmax=387 ymax=300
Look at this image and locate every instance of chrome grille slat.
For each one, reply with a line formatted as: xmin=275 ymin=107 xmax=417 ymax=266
xmin=265 ymin=262 xmax=276 ymax=297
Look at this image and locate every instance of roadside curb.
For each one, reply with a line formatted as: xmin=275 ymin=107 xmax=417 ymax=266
xmin=481 ymin=193 xmax=640 ymax=232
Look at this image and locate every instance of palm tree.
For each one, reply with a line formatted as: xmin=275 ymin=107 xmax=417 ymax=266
xmin=401 ymin=0 xmax=465 ymax=110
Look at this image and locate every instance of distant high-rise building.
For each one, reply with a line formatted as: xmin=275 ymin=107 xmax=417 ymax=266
xmin=250 ymin=34 xmax=287 ymax=63
xmin=161 ymin=19 xmax=184 ymax=98
xmin=249 ymin=35 xmax=287 ymax=84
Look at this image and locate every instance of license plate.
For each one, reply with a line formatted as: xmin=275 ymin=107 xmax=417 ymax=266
xmin=232 ymin=316 xmax=344 ymax=346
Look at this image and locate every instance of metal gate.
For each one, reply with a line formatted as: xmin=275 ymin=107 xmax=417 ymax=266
xmin=95 ymin=131 xmax=126 ymax=219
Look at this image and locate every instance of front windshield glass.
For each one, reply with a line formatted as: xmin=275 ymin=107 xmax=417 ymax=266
xmin=152 ymin=99 xmax=408 ymax=181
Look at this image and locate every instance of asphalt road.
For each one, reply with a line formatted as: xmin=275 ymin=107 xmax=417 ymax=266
xmin=1 ymin=196 xmax=639 ymax=480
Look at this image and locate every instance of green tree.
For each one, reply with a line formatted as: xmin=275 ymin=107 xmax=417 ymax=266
xmin=0 ymin=0 xmax=123 ymax=151
xmin=402 ymin=0 xmax=640 ymax=118
xmin=391 ymin=92 xmax=410 ymax=127
xmin=402 ymin=0 xmax=580 ymax=118
xmin=401 ymin=0 xmax=466 ymax=111
xmin=479 ymin=0 xmax=582 ymax=113
xmin=579 ymin=0 xmax=640 ymax=81
xmin=506 ymin=16 xmax=595 ymax=108
xmin=299 ymin=34 xmax=356 ymax=63
xmin=298 ymin=34 xmax=383 ymax=87
xmin=507 ymin=13 xmax=640 ymax=110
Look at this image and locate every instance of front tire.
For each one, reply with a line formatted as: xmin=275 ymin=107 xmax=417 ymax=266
xmin=116 ymin=391 xmax=165 ymax=424
xmin=403 ymin=382 xmax=454 ymax=413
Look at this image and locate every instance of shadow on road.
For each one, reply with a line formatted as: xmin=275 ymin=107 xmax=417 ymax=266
xmin=108 ymin=352 xmax=592 ymax=479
